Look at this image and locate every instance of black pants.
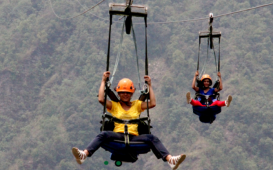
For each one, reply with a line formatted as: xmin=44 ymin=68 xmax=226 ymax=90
xmin=86 ymin=131 xmax=170 ymax=161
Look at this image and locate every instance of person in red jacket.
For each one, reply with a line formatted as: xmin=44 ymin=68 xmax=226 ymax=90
xmin=186 ymin=71 xmax=232 ymax=107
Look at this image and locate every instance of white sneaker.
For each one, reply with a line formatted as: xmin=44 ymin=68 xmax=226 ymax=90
xmin=72 ymin=147 xmax=87 ymax=164
xmin=225 ymin=95 xmax=232 ymax=107
xmin=168 ymin=154 xmax=186 ymax=170
xmin=186 ymin=92 xmax=191 ymax=104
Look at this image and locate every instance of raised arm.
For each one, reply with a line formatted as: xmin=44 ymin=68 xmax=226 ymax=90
xmin=98 ymin=71 xmax=112 ymax=110
xmin=141 ymin=75 xmax=156 ymax=110
xmin=192 ymin=71 xmax=199 ymax=92
xmin=214 ymin=72 xmax=223 ymax=92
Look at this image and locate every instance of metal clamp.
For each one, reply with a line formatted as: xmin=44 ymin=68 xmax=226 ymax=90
xmin=142 ymin=83 xmax=149 ymax=94
xmin=209 ymin=13 xmax=213 ymax=25
xmin=106 ymin=81 xmax=111 ymax=88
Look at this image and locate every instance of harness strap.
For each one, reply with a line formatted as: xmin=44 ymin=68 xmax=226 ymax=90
xmin=107 ymin=88 xmax=119 ymax=102
xmin=102 ymin=14 xmax=113 ymax=131
xmin=144 ymin=17 xmax=151 ymax=134
xmin=218 ymin=37 xmax=221 ymax=72
xmin=197 ymin=36 xmax=201 ymax=71
xmin=145 ymin=17 xmax=148 ymax=76
xmin=194 ymin=93 xmax=220 ymax=107
xmin=104 ymin=114 xmax=149 ymax=124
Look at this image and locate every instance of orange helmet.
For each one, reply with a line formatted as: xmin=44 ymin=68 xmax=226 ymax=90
xmin=201 ymin=74 xmax=212 ymax=86
xmin=116 ymin=78 xmax=135 ymax=93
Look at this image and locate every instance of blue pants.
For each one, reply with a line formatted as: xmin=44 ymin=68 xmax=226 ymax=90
xmin=86 ymin=131 xmax=170 ymax=161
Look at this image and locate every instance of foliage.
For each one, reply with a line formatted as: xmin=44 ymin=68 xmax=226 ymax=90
xmin=0 ymin=0 xmax=272 ymax=169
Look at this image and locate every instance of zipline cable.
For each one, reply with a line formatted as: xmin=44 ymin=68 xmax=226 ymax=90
xmin=48 ymin=1 xmax=273 ymax=25
xmin=138 ymin=17 xmax=208 ymax=25
xmin=136 ymin=2 xmax=273 ymax=25
xmin=214 ymin=2 xmax=273 ymax=18
xmin=74 ymin=0 xmax=123 ymax=23
xmin=48 ymin=0 xmax=105 ymax=20
xmin=74 ymin=0 xmax=109 ymax=21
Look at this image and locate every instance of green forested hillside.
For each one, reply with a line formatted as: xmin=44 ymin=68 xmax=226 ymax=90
xmin=0 ymin=0 xmax=273 ymax=169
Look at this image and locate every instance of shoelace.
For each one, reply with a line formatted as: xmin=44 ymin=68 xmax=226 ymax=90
xmin=169 ymin=155 xmax=181 ymax=165
xmin=78 ymin=150 xmax=86 ymax=160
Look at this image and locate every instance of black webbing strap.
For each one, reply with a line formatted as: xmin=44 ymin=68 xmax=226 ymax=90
xmin=218 ymin=37 xmax=221 ymax=72
xmin=144 ymin=17 xmax=151 ymax=134
xmin=138 ymin=17 xmax=150 ymax=132
xmin=104 ymin=114 xmax=149 ymax=124
xmin=107 ymin=89 xmax=119 ymax=102
xmin=101 ymin=14 xmax=113 ymax=132
xmin=106 ymin=15 xmax=112 ymax=72
xmin=197 ymin=37 xmax=201 ymax=71
xmin=145 ymin=17 xmax=148 ymax=76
